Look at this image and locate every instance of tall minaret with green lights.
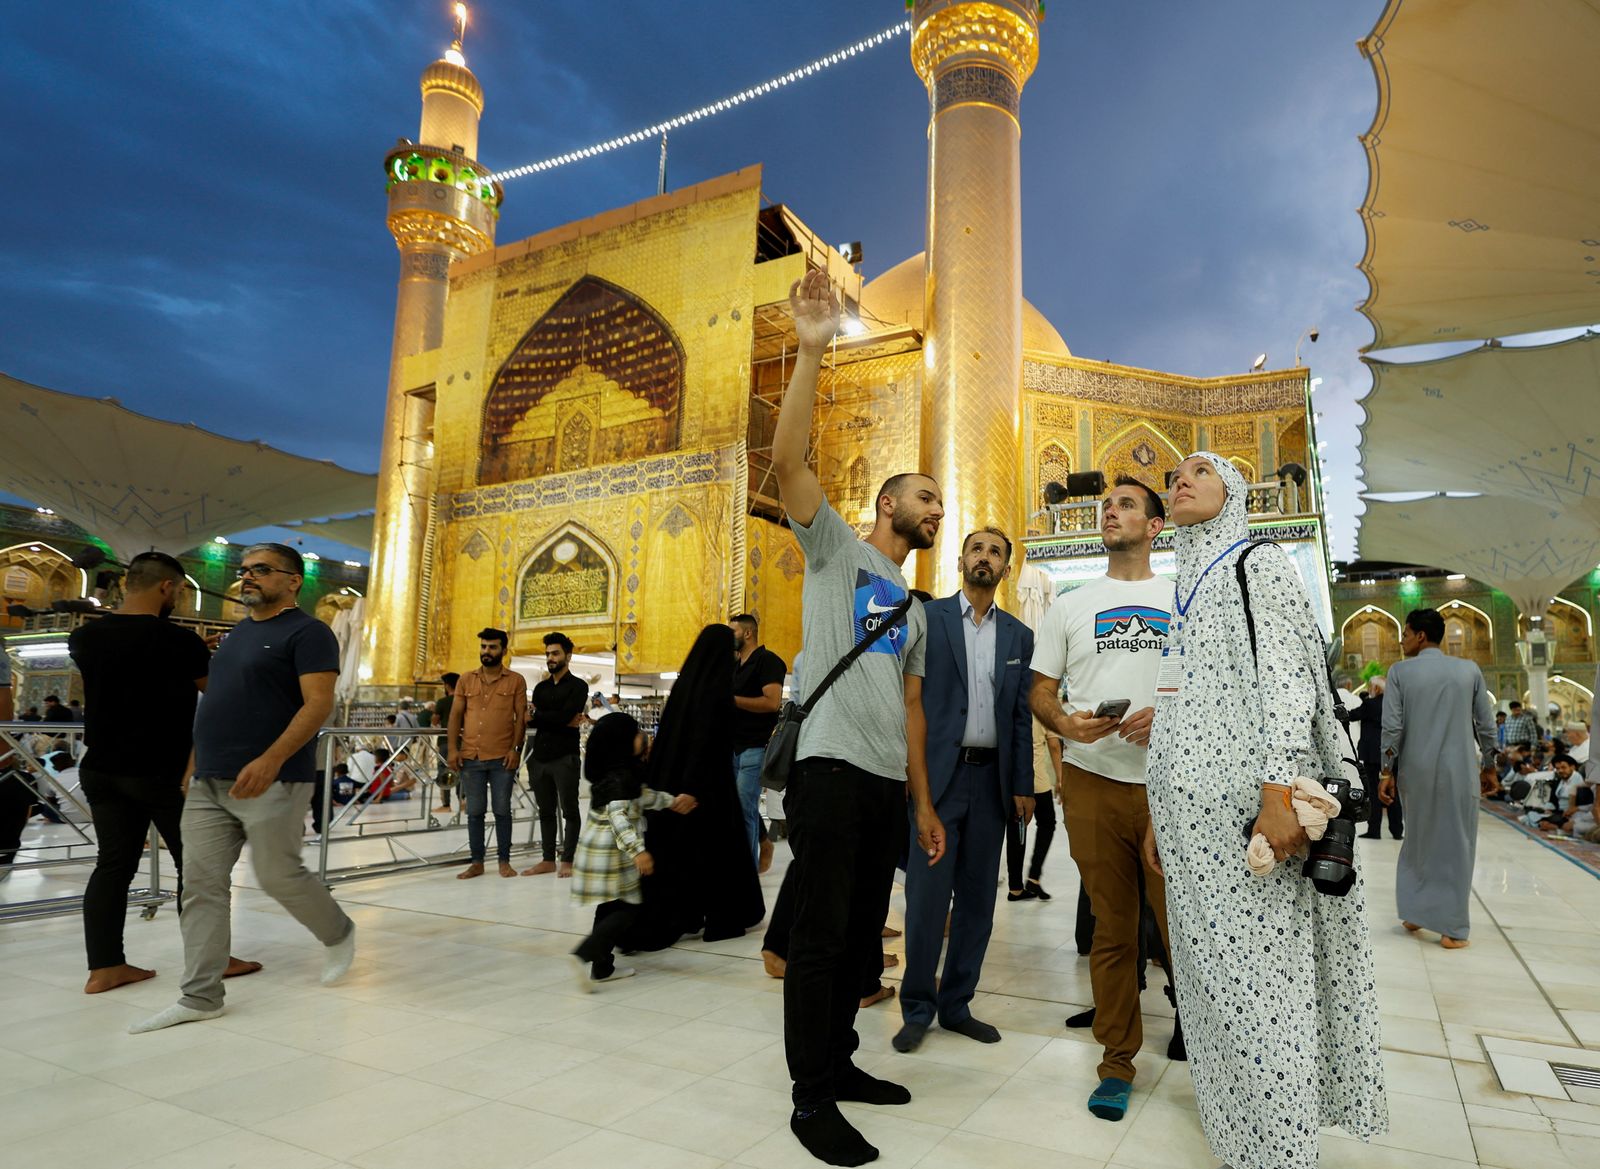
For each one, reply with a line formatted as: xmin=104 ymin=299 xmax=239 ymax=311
xmin=366 ymin=3 xmax=502 ymax=687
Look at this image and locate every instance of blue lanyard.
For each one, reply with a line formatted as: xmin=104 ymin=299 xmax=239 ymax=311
xmin=1173 ymin=538 xmax=1250 ymax=620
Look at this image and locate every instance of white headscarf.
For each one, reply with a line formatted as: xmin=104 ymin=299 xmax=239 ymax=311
xmin=1171 ymin=451 xmax=1250 ymax=597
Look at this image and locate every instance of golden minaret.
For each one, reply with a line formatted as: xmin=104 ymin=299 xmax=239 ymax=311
xmin=366 ymin=5 xmax=501 ymax=686
xmin=910 ymin=1 xmax=1041 ymax=596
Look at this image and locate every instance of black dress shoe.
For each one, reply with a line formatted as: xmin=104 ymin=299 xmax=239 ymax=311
xmin=1024 ymin=880 xmax=1051 ymax=901
xmin=1358 ymin=832 xmax=1380 ymax=839
xmin=1007 ymin=888 xmax=1038 ymax=902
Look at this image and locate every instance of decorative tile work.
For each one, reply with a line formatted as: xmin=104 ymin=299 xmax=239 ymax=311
xmin=1025 ymin=361 xmax=1306 ymax=416
xmin=448 ymin=448 xmax=731 ymax=519
xmin=933 ymin=65 xmax=1020 ymax=117
xmin=657 ymin=503 xmax=695 ymax=538
xmin=460 ymin=530 xmax=490 ymax=560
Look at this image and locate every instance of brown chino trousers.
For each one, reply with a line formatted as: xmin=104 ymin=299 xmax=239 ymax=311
xmin=1062 ymin=762 xmax=1171 ymax=1082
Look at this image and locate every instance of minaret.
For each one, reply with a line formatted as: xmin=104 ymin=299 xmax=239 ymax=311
xmin=911 ymin=1 xmax=1041 ymax=596
xmin=366 ymin=4 xmax=502 ymax=687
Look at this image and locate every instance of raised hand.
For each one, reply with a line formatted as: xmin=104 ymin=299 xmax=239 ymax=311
xmin=789 ymin=268 xmax=840 ymax=352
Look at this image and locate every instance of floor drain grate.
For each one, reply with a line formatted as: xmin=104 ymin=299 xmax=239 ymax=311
xmin=1553 ymin=1064 xmax=1600 ymax=1089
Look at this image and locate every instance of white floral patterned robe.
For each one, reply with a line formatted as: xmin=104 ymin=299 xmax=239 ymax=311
xmin=1147 ymin=453 xmax=1387 ymax=1169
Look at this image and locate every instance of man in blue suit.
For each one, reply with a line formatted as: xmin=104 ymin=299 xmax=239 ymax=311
xmin=894 ymin=527 xmax=1034 ymax=1052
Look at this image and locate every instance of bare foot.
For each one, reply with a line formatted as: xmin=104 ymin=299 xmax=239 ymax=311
xmin=432 ymin=804 xmax=451 ymax=813
xmin=1402 ymin=921 xmax=1422 ymax=933
xmin=762 ymin=949 xmax=787 ymax=978
xmin=457 ymin=862 xmax=486 ymax=880
xmin=521 ymin=860 xmax=557 ymax=876
xmin=758 ymin=838 xmax=774 ymax=874
xmin=558 ymin=861 xmax=574 ymax=878
xmin=1441 ymin=936 xmax=1470 ymax=949
xmin=882 ymin=952 xmax=900 ymax=969
xmin=859 ymin=984 xmax=896 ymax=1009
xmin=498 ymin=862 xmax=517 ymax=878
xmin=223 ymin=957 xmax=263 ymax=979
xmin=85 ymin=964 xmax=156 ymax=994
xmin=881 ymin=926 xmax=902 ymax=939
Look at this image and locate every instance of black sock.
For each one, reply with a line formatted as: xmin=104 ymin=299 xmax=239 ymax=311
xmin=790 ymin=1103 xmax=878 ymax=1166
xmin=837 ymin=1064 xmax=911 ymax=1105
xmin=1065 ymin=1006 xmax=1096 ymax=1028
xmin=943 ymin=1016 xmax=1001 ymax=1043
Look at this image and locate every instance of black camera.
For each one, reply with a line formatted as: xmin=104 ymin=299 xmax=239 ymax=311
xmin=1301 ymin=772 xmax=1369 ymax=897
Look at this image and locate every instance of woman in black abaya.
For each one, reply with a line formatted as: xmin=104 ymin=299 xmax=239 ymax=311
xmin=627 ymin=623 xmax=765 ymax=947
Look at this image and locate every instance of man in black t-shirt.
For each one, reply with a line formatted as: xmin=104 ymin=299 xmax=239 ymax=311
xmin=729 ymin=614 xmax=786 ymax=867
xmin=68 ymin=551 xmax=259 ymax=994
xmin=132 ymin=543 xmax=353 ymax=1034
xmin=521 ymin=631 xmax=588 ymax=876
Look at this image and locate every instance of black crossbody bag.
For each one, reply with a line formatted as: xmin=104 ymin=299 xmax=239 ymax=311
xmin=759 ymin=594 xmax=915 ymax=792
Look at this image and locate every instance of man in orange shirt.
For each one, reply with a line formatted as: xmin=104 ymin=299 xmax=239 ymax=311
xmin=447 ymin=628 xmax=528 ymax=879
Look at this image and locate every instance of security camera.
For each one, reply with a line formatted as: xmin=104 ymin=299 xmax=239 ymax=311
xmin=1309 ymin=328 xmax=1320 ymax=343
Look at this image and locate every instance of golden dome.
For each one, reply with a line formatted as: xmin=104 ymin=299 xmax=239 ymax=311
xmin=859 ymin=252 xmax=1070 ymax=357
xmin=420 ymin=57 xmax=484 ymax=113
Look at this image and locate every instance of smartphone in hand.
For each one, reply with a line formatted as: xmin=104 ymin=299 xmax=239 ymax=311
xmin=1092 ymin=698 xmax=1131 ymax=721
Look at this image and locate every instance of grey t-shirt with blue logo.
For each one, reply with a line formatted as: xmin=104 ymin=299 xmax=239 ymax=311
xmin=791 ymin=498 xmax=926 ymax=782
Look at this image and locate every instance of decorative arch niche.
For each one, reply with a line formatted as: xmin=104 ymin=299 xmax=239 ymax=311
xmin=479 ymin=276 xmax=685 ymax=485
xmin=1341 ymin=605 xmax=1402 ymax=668
xmin=1517 ymin=597 xmax=1593 ymax=662
xmin=1438 ymin=598 xmax=1493 ymax=667
xmin=1095 ymin=422 xmax=1184 ymax=495
xmin=0 ymin=542 xmax=84 ymax=621
xmin=515 ymin=524 xmax=617 ymax=630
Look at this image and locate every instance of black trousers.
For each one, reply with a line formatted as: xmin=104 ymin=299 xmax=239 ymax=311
xmin=576 ymin=899 xmax=639 ymax=977
xmin=79 ymin=767 xmax=185 ymax=970
xmin=1366 ymin=790 xmax=1403 ymax=838
xmin=765 ymin=861 xmax=884 ymax=1000
xmin=0 ymin=769 xmax=35 ymax=866
xmin=1005 ymin=793 xmax=1056 ymax=889
xmin=528 ymin=753 xmax=580 ymax=862
xmin=781 ymin=758 xmax=900 ymax=1108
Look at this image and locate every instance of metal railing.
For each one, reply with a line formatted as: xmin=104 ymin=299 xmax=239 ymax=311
xmin=0 ymin=721 xmax=175 ymax=923
xmin=310 ymin=726 xmax=549 ymax=885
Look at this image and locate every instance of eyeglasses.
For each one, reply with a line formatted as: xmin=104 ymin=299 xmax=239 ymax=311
xmin=234 ymin=564 xmax=298 ymax=579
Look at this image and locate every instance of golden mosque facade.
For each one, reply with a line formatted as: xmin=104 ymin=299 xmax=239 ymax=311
xmin=363 ymin=1 xmax=1325 ymax=688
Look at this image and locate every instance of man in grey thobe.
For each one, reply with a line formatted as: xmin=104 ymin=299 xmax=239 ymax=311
xmin=1379 ymin=608 xmax=1495 ymax=945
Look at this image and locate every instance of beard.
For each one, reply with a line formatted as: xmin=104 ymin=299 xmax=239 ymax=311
xmin=961 ymin=563 xmax=996 ymax=588
xmin=892 ymin=509 xmax=937 ymax=551
xmin=1102 ymin=530 xmax=1143 ymax=553
xmin=480 ymin=652 xmax=503 ymax=667
xmin=239 ymin=590 xmax=263 ymax=607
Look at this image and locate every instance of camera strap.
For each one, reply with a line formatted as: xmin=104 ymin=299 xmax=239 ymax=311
xmin=1236 ymin=541 xmax=1363 ymax=767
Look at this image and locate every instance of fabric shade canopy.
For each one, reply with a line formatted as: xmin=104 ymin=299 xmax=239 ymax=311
xmin=0 ymin=371 xmax=376 ymax=563
xmin=1356 ymin=0 xmax=1600 ymax=352
xmin=282 ymin=513 xmax=376 ymax=553
xmin=1358 ymin=332 xmax=1600 ymax=524
xmin=1357 ymin=494 xmax=1600 ymax=615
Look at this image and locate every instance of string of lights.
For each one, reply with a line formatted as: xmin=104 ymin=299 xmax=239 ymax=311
xmin=489 ymin=20 xmax=912 ymax=183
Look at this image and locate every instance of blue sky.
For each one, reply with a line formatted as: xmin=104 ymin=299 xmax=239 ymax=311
xmin=1 ymin=1 xmax=1386 ymax=559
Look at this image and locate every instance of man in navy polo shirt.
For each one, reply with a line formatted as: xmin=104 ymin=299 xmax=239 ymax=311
xmin=132 ymin=543 xmax=355 ymax=1033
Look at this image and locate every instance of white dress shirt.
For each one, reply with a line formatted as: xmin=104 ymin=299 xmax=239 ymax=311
xmin=960 ymin=593 xmax=998 ymax=749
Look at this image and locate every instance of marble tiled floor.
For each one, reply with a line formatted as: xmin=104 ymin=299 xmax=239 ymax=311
xmin=2 ymin=812 xmax=1598 ymax=1168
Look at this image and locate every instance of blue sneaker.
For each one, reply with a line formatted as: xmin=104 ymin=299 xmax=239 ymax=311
xmin=1088 ymin=1076 xmax=1133 ymax=1121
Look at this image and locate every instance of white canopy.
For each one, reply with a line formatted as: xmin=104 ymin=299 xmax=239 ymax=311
xmin=0 ymin=371 xmax=376 ymax=563
xmin=282 ymin=513 xmax=376 ymax=553
xmin=1356 ymin=0 xmax=1600 ymax=351
xmin=1357 ymin=495 xmax=1600 ymax=615
xmin=1358 ymin=332 xmax=1600 ymax=524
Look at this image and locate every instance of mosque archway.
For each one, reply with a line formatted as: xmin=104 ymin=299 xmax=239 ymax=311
xmin=515 ymin=524 xmax=617 ymax=634
xmin=479 ymin=276 xmax=685 ymax=485
xmin=0 ymin=542 xmax=84 ymax=625
xmin=1439 ymin=598 xmax=1493 ymax=667
xmin=1517 ymin=597 xmax=1593 ymax=663
xmin=1341 ymin=606 xmax=1402 ymax=670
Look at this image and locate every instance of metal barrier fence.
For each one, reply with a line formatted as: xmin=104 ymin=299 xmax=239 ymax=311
xmin=310 ymin=726 xmax=548 ymax=885
xmin=0 ymin=721 xmax=174 ymax=923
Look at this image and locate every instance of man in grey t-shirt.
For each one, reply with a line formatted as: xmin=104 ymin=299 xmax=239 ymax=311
xmin=773 ymin=269 xmax=947 ymax=1167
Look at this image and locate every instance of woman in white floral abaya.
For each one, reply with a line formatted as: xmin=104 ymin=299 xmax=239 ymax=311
xmin=1144 ymin=453 xmax=1386 ymax=1169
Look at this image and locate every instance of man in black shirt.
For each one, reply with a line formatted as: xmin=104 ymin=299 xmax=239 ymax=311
xmin=132 ymin=543 xmax=353 ymax=1033
xmin=43 ymin=694 xmax=73 ymax=722
xmin=730 ymin=613 xmax=786 ymax=867
xmin=432 ymin=672 xmax=459 ymax=813
xmin=521 ymin=631 xmax=587 ymax=877
xmin=69 ymin=551 xmax=261 ymax=995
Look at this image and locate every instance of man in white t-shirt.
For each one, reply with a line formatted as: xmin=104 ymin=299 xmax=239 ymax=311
xmin=1029 ymin=475 xmax=1176 ymax=1123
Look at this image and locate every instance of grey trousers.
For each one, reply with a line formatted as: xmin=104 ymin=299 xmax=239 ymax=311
xmin=178 ymin=779 xmax=352 ymax=1011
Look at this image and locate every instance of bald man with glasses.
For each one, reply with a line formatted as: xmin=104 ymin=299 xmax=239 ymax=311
xmin=133 ymin=542 xmax=355 ymax=1033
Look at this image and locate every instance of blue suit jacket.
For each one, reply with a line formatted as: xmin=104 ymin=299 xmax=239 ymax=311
xmin=920 ymin=593 xmax=1034 ymax=813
